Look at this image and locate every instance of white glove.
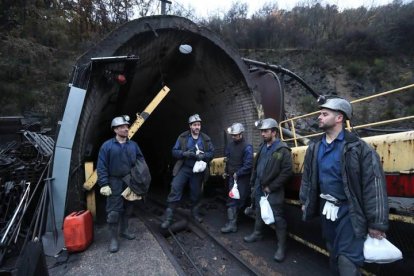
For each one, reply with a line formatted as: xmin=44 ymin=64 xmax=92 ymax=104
xmin=100 ymin=186 xmax=112 ymax=196
xmin=322 ymin=201 xmax=339 ymax=221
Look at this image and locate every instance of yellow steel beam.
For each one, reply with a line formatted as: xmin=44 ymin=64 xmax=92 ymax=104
xmin=83 ymin=85 xmax=171 ymax=190
xmin=128 ymin=86 xmax=170 ymax=139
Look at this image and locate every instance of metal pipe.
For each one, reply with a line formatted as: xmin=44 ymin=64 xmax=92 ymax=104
xmin=1 ymin=182 xmax=31 ymax=244
xmin=242 ymin=58 xmax=325 ymax=102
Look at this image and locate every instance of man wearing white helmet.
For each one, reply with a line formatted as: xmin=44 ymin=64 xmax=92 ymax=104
xmin=243 ymin=118 xmax=293 ymax=262
xmin=300 ymin=98 xmax=388 ymax=275
xmin=161 ymin=114 xmax=214 ymax=229
xmin=97 ymin=115 xmax=146 ymax=253
xmin=220 ymin=123 xmax=253 ymax=234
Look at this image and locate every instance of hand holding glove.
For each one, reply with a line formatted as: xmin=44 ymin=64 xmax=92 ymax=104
xmin=182 ymin=150 xmax=196 ymax=159
xmin=100 ymin=185 xmax=112 ymax=196
xmin=196 ymin=153 xmax=205 ymax=161
xmin=322 ymin=201 xmax=339 ymax=221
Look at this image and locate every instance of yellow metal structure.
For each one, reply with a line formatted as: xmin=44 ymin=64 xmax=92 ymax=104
xmin=83 ymin=85 xmax=171 ymax=190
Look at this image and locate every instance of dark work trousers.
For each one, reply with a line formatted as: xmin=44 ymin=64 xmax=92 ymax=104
xmin=227 ymin=175 xmax=250 ymax=209
xmin=254 ymin=186 xmax=287 ymax=230
xmin=321 ymin=203 xmax=365 ymax=267
xmin=106 ymin=176 xmax=128 ymax=214
xmin=167 ymin=165 xmax=204 ymax=206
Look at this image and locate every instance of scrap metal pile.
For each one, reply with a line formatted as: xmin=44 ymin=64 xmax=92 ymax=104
xmin=0 ymin=130 xmax=54 ymax=266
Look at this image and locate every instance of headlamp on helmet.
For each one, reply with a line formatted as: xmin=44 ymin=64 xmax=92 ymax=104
xmin=111 ymin=115 xmax=130 ymax=129
xmin=254 ymin=118 xmax=278 ymax=130
xmin=188 ymin=114 xmax=202 ymax=124
xmin=227 ymin=123 xmax=245 ymax=135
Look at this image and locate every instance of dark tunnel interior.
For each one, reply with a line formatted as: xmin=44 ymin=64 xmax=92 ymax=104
xmin=66 ymin=16 xmax=283 ymax=217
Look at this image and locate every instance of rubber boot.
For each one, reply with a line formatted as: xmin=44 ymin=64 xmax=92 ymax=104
xmin=273 ymin=228 xmax=287 ymax=262
xmin=338 ymin=255 xmax=360 ymax=276
xmin=120 ymin=215 xmax=135 ymax=240
xmin=221 ymin=207 xmax=238 ymax=233
xmin=161 ymin=208 xmax=174 ymax=229
xmin=191 ymin=204 xmax=203 ymax=223
xmin=108 ymin=223 xmax=119 ymax=253
xmin=243 ymin=209 xmax=264 ymax=243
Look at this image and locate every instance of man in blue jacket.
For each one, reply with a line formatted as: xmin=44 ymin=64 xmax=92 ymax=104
xmin=300 ymin=98 xmax=389 ymax=275
xmin=221 ymin=122 xmax=253 ymax=233
xmin=97 ymin=115 xmax=146 ymax=253
xmin=161 ymin=114 xmax=214 ymax=229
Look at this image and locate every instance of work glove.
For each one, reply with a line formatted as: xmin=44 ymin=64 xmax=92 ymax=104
xmin=322 ymin=201 xmax=339 ymax=221
xmin=122 ymin=187 xmax=142 ymax=201
xmin=196 ymin=153 xmax=205 ymax=161
xmin=100 ymin=185 xmax=112 ymax=196
xmin=182 ymin=150 xmax=196 ymax=159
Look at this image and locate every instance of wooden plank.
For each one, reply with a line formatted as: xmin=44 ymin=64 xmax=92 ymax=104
xmin=85 ymin=162 xmax=96 ymax=218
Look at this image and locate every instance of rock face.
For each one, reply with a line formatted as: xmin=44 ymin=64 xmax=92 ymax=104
xmin=241 ymin=49 xmax=413 ymax=131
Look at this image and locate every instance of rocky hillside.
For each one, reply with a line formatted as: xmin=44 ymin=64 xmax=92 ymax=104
xmin=242 ymin=49 xmax=414 ymax=131
xmin=1 ymin=34 xmax=413 ymax=131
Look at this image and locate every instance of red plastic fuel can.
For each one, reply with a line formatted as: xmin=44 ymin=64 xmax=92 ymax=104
xmin=63 ymin=210 xmax=93 ymax=252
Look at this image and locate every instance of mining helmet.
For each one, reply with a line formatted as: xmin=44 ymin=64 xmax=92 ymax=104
xmin=319 ymin=98 xmax=352 ymax=120
xmin=111 ymin=115 xmax=130 ymax=128
xmin=255 ymin=118 xmax=278 ymax=130
xmin=227 ymin=123 xmax=245 ymax=135
xmin=188 ymin=114 xmax=202 ymax=124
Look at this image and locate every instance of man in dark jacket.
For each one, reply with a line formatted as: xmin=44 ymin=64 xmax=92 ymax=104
xmin=97 ymin=115 xmax=146 ymax=253
xmin=299 ymin=98 xmax=388 ymax=275
xmin=243 ymin=118 xmax=293 ymax=262
xmin=221 ymin=122 xmax=253 ymax=233
xmin=161 ymin=114 xmax=214 ymax=229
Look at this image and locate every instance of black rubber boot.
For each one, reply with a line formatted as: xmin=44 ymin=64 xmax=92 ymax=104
xmin=161 ymin=208 xmax=174 ymax=229
xmin=273 ymin=228 xmax=287 ymax=262
xmin=108 ymin=223 xmax=119 ymax=253
xmin=120 ymin=215 xmax=135 ymax=240
xmin=191 ymin=204 xmax=203 ymax=223
xmin=221 ymin=207 xmax=238 ymax=233
xmin=243 ymin=209 xmax=264 ymax=243
xmin=338 ymin=255 xmax=360 ymax=276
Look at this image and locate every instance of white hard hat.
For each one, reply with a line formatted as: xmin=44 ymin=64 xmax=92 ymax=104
xmin=319 ymin=98 xmax=352 ymax=120
xmin=188 ymin=114 xmax=202 ymax=124
xmin=255 ymin=118 xmax=278 ymax=130
xmin=111 ymin=115 xmax=130 ymax=128
xmin=227 ymin=123 xmax=245 ymax=135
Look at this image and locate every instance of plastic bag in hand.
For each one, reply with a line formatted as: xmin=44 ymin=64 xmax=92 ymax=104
xmin=364 ymin=235 xmax=403 ymax=263
xmin=228 ymin=180 xmax=240 ymax=199
xmin=193 ymin=160 xmax=207 ymax=173
xmin=260 ymin=194 xmax=274 ymax=225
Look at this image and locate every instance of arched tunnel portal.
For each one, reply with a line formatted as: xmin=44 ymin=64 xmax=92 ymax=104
xmin=66 ymin=16 xmax=284 ymax=217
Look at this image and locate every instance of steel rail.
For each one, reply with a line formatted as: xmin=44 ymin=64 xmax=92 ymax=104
xmin=145 ymin=197 xmax=260 ymax=276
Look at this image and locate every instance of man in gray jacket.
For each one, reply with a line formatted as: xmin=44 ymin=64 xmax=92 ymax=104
xmin=300 ymin=98 xmax=388 ymax=275
xmin=243 ymin=118 xmax=292 ymax=262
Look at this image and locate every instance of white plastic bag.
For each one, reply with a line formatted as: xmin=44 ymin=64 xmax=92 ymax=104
xmin=228 ymin=180 xmax=240 ymax=199
xmin=363 ymin=235 xmax=403 ymax=263
xmin=193 ymin=144 xmax=207 ymax=173
xmin=193 ymin=160 xmax=207 ymax=173
xmin=260 ymin=194 xmax=274 ymax=225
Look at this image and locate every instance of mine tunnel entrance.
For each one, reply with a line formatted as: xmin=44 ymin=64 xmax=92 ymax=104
xmin=65 ymin=16 xmax=283 ymax=220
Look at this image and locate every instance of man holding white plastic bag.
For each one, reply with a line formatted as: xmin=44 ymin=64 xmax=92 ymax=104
xmin=300 ymin=98 xmax=389 ymax=275
xmin=220 ymin=123 xmax=253 ymax=234
xmin=161 ymin=114 xmax=214 ymax=228
xmin=243 ymin=118 xmax=292 ymax=262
